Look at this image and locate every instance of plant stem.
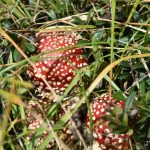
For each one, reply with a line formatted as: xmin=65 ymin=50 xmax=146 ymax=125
xmin=0 ymin=103 xmax=12 ymax=148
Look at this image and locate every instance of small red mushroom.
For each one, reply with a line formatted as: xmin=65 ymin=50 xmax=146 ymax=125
xmin=26 ymin=97 xmax=81 ymax=149
xmin=86 ymin=94 xmax=130 ymax=150
xmin=25 ymin=100 xmax=49 ymax=148
xmin=27 ymin=31 xmax=88 ymax=95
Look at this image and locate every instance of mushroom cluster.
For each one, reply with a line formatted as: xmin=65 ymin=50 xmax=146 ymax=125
xmin=26 ymin=30 xmax=130 ymax=149
xmin=26 ymin=30 xmax=88 ymax=149
xmin=86 ymin=94 xmax=130 ymax=150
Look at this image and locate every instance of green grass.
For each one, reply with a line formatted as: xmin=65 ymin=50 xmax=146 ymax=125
xmin=0 ymin=0 xmax=150 ymax=150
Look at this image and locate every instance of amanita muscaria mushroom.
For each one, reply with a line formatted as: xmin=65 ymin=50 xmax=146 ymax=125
xmin=26 ymin=99 xmax=57 ymax=149
xmin=86 ymin=94 xmax=130 ymax=150
xmin=26 ymin=97 xmax=83 ymax=149
xmin=27 ymin=31 xmax=88 ymax=95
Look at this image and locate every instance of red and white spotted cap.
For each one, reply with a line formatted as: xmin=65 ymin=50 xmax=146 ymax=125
xmin=86 ymin=94 xmax=130 ymax=150
xmin=27 ymin=31 xmax=88 ymax=94
xmin=26 ymin=97 xmax=79 ymax=149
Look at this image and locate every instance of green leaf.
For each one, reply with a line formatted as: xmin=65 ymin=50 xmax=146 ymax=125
xmin=125 ymin=91 xmax=136 ymax=112
xmin=76 ymin=39 xmax=91 ymax=47
xmin=122 ymin=112 xmax=128 ymax=127
xmin=72 ymin=16 xmax=83 ymax=23
xmin=131 ymin=63 xmax=143 ymax=69
xmin=24 ymin=42 xmax=35 ymax=52
xmin=112 ymin=91 xmax=126 ymax=100
xmin=92 ymin=36 xmax=98 ymax=52
xmin=118 ymin=37 xmax=129 ymax=44
xmin=139 ymin=81 xmax=146 ymax=96
xmin=13 ymin=50 xmax=22 ymax=62
xmin=145 ymin=91 xmax=150 ymax=102
xmin=49 ymin=9 xmax=57 ymax=20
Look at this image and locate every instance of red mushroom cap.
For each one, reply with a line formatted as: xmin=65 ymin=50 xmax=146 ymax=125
xmin=26 ymin=97 xmax=80 ymax=149
xmin=27 ymin=31 xmax=88 ymax=94
xmin=35 ymin=31 xmax=84 ymax=54
xmin=26 ymin=99 xmax=56 ymax=149
xmin=86 ymin=94 xmax=130 ymax=150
